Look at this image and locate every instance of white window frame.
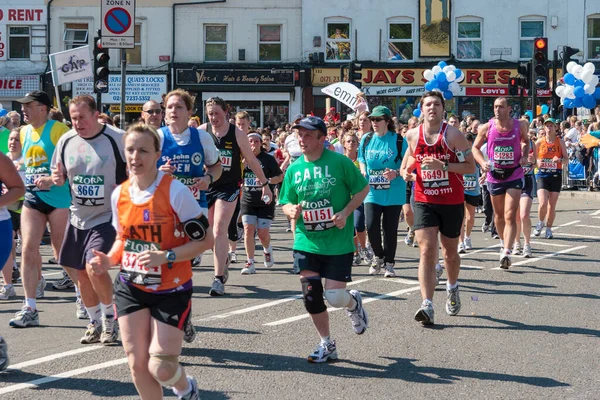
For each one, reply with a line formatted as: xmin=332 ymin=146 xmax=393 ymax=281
xmin=587 ymin=15 xmax=600 ymax=61
xmin=204 ymin=24 xmax=228 ymax=63
xmin=325 ymin=18 xmax=352 ymax=63
xmin=8 ymin=25 xmax=31 ymax=60
xmin=258 ymin=24 xmax=282 ymax=62
xmin=456 ymin=18 xmax=483 ymax=61
xmin=63 ymin=24 xmax=89 ymax=50
xmin=519 ymin=17 xmax=545 ymax=60
xmin=386 ymin=17 xmax=415 ymax=62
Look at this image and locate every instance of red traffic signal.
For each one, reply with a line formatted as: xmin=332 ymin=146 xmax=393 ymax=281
xmin=535 ymin=38 xmax=547 ymax=50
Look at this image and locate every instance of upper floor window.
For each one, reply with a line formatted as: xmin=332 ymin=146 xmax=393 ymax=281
xmin=205 ymin=25 xmax=227 ymax=62
xmin=9 ymin=26 xmax=30 ymax=59
xmin=63 ymin=23 xmax=89 ymax=50
xmin=388 ymin=20 xmax=414 ymax=61
xmin=456 ymin=20 xmax=482 ymax=60
xmin=587 ymin=16 xmax=600 ymax=60
xmin=325 ymin=21 xmax=351 ymax=61
xmin=258 ymin=25 xmax=281 ymax=62
xmin=520 ymin=19 xmax=544 ymax=59
xmin=124 ymin=24 xmax=142 ymax=65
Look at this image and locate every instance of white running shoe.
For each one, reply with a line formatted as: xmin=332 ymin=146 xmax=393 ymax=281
xmin=228 ymin=252 xmax=237 ymax=264
xmin=533 ymin=221 xmax=544 ymax=236
xmin=383 ymin=263 xmax=396 ymax=278
xmin=464 ymin=236 xmax=472 ymax=250
xmin=100 ymin=316 xmax=119 ymax=344
xmin=263 ymin=251 xmax=274 ymax=268
xmin=499 ymin=249 xmax=512 ymax=270
xmin=458 ymin=242 xmax=466 ymax=254
xmin=241 ymin=260 xmax=256 ymax=275
xmin=435 ymin=264 xmax=444 ymax=285
xmin=80 ymin=322 xmax=101 ymax=344
xmin=0 ymin=285 xmax=16 ymax=300
xmin=307 ymin=340 xmax=337 ymax=363
xmin=9 ymin=305 xmax=39 ymax=328
xmin=368 ymin=257 xmax=384 ymax=275
xmin=545 ymin=227 xmax=553 ymax=239
xmin=513 ymin=241 xmax=522 ymax=255
xmin=523 ymin=243 xmax=533 ymax=258
xmin=347 ymin=290 xmax=368 ymax=334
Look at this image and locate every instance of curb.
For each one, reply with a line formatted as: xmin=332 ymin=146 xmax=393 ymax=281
xmin=560 ymin=190 xmax=600 ymax=202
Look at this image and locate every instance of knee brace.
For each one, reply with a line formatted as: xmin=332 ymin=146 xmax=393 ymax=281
xmin=301 ymin=277 xmax=327 ymax=314
xmin=149 ymin=353 xmax=182 ymax=387
xmin=325 ymin=289 xmax=352 ymax=308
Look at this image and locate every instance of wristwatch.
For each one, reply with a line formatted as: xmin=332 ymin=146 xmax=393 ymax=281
xmin=261 ymin=179 xmax=270 ymax=187
xmin=166 ymin=249 xmax=176 ymax=269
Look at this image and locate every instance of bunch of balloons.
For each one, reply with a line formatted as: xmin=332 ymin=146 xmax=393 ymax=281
xmin=423 ymin=61 xmax=464 ymax=100
xmin=555 ymin=62 xmax=600 ymax=109
xmin=0 ymin=104 xmax=7 ymax=118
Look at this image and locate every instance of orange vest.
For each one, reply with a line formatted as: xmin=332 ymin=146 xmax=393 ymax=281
xmin=117 ymin=174 xmax=190 ymax=293
xmin=537 ymin=136 xmax=563 ymax=171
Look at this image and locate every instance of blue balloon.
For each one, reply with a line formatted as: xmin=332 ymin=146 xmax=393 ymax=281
xmin=438 ymin=80 xmax=449 ymax=91
xmin=582 ymin=94 xmax=596 ymax=109
xmin=413 ymin=108 xmax=421 ymax=117
xmin=563 ymin=73 xmax=575 ymax=86
xmin=541 ymin=104 xmax=549 ymax=114
xmin=563 ymin=98 xmax=575 ymax=109
xmin=525 ymin=110 xmax=533 ymax=121
xmin=436 ymin=72 xmax=447 ymax=82
xmin=455 ymin=69 xmax=462 ymax=80
xmin=429 ymin=79 xmax=439 ymax=89
xmin=574 ymin=97 xmax=584 ymax=108
xmin=574 ymin=86 xmax=585 ymax=98
xmin=438 ymin=61 xmax=447 ymax=68
xmin=425 ymin=81 xmax=435 ymax=91
xmin=0 ymin=109 xmax=7 ymax=118
xmin=594 ymin=87 xmax=600 ymax=99
xmin=443 ymin=91 xmax=453 ymax=100
xmin=573 ymin=79 xmax=585 ymax=87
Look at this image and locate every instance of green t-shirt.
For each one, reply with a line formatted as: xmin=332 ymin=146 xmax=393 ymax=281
xmin=279 ymin=149 xmax=368 ymax=256
xmin=0 ymin=127 xmax=9 ymax=154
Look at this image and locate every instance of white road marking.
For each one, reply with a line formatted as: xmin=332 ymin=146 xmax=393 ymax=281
xmin=491 ymin=246 xmax=587 ymax=270
xmin=380 ymin=278 xmax=420 ymax=285
xmin=575 ymin=224 xmax=600 ymax=229
xmin=591 ymin=210 xmax=600 ymax=216
xmin=0 ymin=358 xmax=129 ymax=395
xmin=460 ymin=244 xmax=501 ymax=258
xmin=8 ymin=346 xmax=104 ymax=371
xmin=198 ymin=278 xmax=372 ymax=322
xmin=42 ymin=271 xmax=64 ymax=278
xmin=460 ymin=265 xmax=485 ymax=270
xmin=264 ymin=286 xmax=421 ymax=326
xmin=554 ymin=220 xmax=581 ymax=229
xmin=529 ymin=240 xmax=570 ymax=248
xmin=554 ymin=232 xmax=600 ymax=240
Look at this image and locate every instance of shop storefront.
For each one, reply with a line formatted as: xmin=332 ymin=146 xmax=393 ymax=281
xmin=72 ymin=74 xmax=168 ymax=123
xmin=309 ymin=66 xmax=560 ymax=122
xmin=174 ymin=66 xmax=302 ymax=129
xmin=0 ymin=75 xmax=41 ymax=112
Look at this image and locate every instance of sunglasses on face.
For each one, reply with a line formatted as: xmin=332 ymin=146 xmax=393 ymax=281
xmin=370 ymin=118 xmax=385 ymax=122
xmin=144 ymin=109 xmax=162 ymax=115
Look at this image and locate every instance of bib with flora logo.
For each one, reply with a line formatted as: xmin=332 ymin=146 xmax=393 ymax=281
xmin=121 ymin=238 xmax=163 ymax=286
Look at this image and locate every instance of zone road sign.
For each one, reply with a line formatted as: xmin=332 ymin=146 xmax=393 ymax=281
xmin=101 ymin=0 xmax=136 ymax=49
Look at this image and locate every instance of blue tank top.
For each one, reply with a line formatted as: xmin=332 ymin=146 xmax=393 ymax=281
xmin=158 ymin=126 xmax=207 ymax=208
xmin=22 ymin=120 xmax=71 ymax=208
xmin=463 ymin=167 xmax=481 ymax=196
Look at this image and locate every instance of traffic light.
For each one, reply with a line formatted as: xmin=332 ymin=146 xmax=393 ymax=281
xmin=508 ymin=77 xmax=519 ymax=96
xmin=93 ymin=36 xmax=110 ymax=94
xmin=348 ymin=62 xmax=362 ymax=88
xmin=532 ymin=37 xmax=548 ymax=88
xmin=562 ymin=45 xmax=580 ymax=72
xmin=517 ymin=61 xmax=531 ymax=89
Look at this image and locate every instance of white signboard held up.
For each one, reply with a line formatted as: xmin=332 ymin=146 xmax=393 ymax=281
xmin=49 ymin=46 xmax=93 ymax=86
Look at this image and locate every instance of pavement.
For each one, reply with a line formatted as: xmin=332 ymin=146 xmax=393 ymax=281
xmin=0 ymin=197 xmax=599 ymax=399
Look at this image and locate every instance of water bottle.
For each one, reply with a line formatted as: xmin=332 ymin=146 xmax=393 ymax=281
xmin=262 ymin=195 xmax=271 ymax=204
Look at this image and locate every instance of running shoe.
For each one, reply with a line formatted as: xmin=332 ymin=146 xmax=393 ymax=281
xmin=76 ymin=297 xmax=88 ymax=320
xmin=0 ymin=285 xmax=16 ymax=300
xmin=307 ymin=340 xmax=337 ymax=363
xmin=365 ymin=243 xmax=374 ymax=261
xmin=15 ymin=238 xmax=21 ymax=255
xmin=545 ymin=227 xmax=553 ymax=239
xmin=347 ymin=290 xmax=368 ymax=334
xmin=492 ymin=233 xmax=500 ymax=239
xmin=404 ymin=229 xmax=415 ymax=246
xmin=192 ymin=254 xmax=203 ymax=268
xmin=0 ymin=336 xmax=8 ymax=371
xmin=35 ymin=275 xmax=46 ymax=299
xmin=176 ymin=376 xmax=200 ymax=400
xmin=414 ymin=301 xmax=434 ymax=325
xmin=383 ymin=262 xmax=396 ymax=278
xmin=80 ymin=321 xmax=101 ymax=344
xmin=208 ymin=277 xmax=225 ymax=296
xmin=48 ymin=257 xmax=58 ymax=265
xmin=11 ymin=264 xmax=20 ymax=283
xmin=286 ymin=221 xmax=292 ymax=232
xmin=523 ymin=243 xmax=533 ymax=258
xmin=52 ymin=271 xmax=75 ymax=290
xmin=228 ymin=252 xmax=237 ymax=264
xmin=183 ymin=318 xmax=197 ymax=344
xmin=436 ymin=264 xmax=444 ymax=285
xmin=512 ymin=241 xmax=522 ymax=255
xmin=464 ymin=236 xmax=472 ymax=250
xmin=481 ymin=222 xmax=490 ymax=233
xmin=446 ymin=286 xmax=461 ymax=316
xmin=352 ymin=253 xmax=362 ymax=266
xmin=533 ymin=221 xmax=544 ymax=237
xmin=499 ymin=249 xmax=512 ymax=270
xmin=360 ymin=248 xmax=372 ymax=263
xmin=100 ymin=316 xmax=118 ymax=344
xmin=241 ymin=260 xmax=256 ymax=275
xmin=263 ymin=251 xmax=274 ymax=268
xmin=458 ymin=242 xmax=466 ymax=254
xmin=368 ymin=257 xmax=384 ymax=275
xmin=10 ymin=305 xmax=39 ymax=328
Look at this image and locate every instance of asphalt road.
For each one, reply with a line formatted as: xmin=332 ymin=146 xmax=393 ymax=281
xmin=0 ymin=195 xmax=599 ymax=399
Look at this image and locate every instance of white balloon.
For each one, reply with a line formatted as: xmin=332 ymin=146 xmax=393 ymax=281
xmin=432 ymin=66 xmax=442 ymax=74
xmin=446 ymin=71 xmax=456 ymax=82
xmin=455 ymin=73 xmax=465 ymax=83
xmin=451 ymin=86 xmax=461 ymax=96
xmin=566 ymin=61 xmax=577 ymax=74
xmin=423 ymin=69 xmax=435 ymax=81
xmin=583 ymin=62 xmax=595 ymax=72
xmin=564 ymin=86 xmax=576 ymax=99
xmin=448 ymin=81 xmax=459 ymax=91
xmin=584 ymin=84 xmax=595 ymax=95
xmin=555 ymin=85 xmax=566 ymax=97
xmin=580 ymin=69 xmax=594 ymax=83
xmin=572 ymin=65 xmax=583 ymax=79
xmin=443 ymin=66 xmax=452 ymax=73
xmin=448 ymin=65 xmax=456 ymax=71
xmin=588 ymin=75 xmax=599 ymax=87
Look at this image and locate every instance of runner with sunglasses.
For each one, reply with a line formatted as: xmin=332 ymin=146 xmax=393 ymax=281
xmin=141 ymin=100 xmax=164 ymax=130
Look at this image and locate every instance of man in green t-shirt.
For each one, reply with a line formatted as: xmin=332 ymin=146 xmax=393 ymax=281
xmin=279 ymin=116 xmax=370 ymax=363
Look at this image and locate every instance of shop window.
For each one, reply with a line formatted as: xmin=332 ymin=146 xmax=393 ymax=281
xmin=63 ymin=23 xmax=89 ymax=50
xmin=456 ymin=20 xmax=482 ymax=60
xmin=519 ymin=19 xmax=544 ymax=59
xmin=263 ymin=102 xmax=288 ymax=129
xmin=387 ymin=20 xmax=414 ymax=61
xmin=259 ymin=25 xmax=281 ymax=62
xmin=587 ymin=16 xmax=600 ymax=60
xmin=124 ymin=24 xmax=142 ymax=65
xmin=325 ymin=20 xmax=351 ymax=61
xmin=9 ymin=26 xmax=30 ymax=59
xmin=205 ymin=25 xmax=227 ymax=62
